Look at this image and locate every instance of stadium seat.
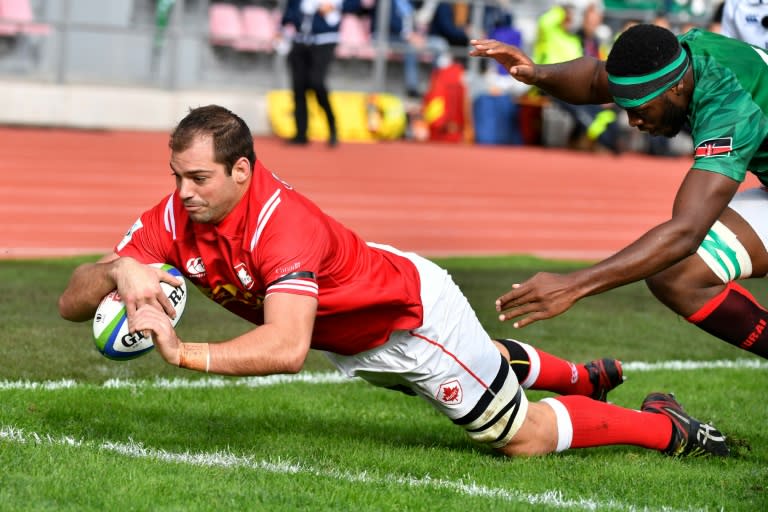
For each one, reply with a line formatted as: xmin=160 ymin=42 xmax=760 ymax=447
xmin=0 ymin=0 xmax=51 ymax=36
xmin=335 ymin=14 xmax=375 ymax=60
xmin=235 ymin=6 xmax=278 ymax=52
xmin=208 ymin=2 xmax=242 ymax=47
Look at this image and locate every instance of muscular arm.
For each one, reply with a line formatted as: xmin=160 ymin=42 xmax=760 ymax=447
xmin=498 ymin=169 xmax=742 ymax=326
xmin=469 ymin=39 xmax=613 ymax=104
xmin=58 ymin=253 xmax=181 ymax=322
xmin=133 ymin=292 xmax=317 ymax=376
xmin=58 ymin=253 xmax=121 ymax=322
xmin=531 ymin=58 xmax=612 ymax=105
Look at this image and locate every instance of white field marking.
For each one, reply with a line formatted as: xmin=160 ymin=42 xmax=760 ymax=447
xmin=0 ymin=359 xmax=765 ymax=392
xmin=622 ymin=359 xmax=768 ymax=371
xmin=1 ymin=425 xmax=689 ymax=512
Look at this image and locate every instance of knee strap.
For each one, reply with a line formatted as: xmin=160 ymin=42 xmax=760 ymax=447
xmin=496 ymin=338 xmax=532 ymax=382
xmin=696 ymin=220 xmax=752 ymax=283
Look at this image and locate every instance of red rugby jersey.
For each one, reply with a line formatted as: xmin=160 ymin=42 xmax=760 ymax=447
xmin=115 ymin=160 xmax=424 ymax=355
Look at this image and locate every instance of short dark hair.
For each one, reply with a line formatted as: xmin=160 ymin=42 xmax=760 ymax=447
xmin=606 ymin=24 xmax=680 ymax=77
xmin=169 ymin=105 xmax=256 ymax=174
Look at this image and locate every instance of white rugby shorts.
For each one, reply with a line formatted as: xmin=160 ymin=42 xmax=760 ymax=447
xmin=728 ymin=187 xmax=768 ymax=253
xmin=325 ymin=244 xmax=528 ymax=448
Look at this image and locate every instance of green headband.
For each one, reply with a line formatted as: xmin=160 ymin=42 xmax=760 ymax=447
xmin=607 ymin=47 xmax=689 ymax=109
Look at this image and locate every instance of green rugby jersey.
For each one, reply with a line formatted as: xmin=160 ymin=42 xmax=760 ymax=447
xmin=680 ymin=29 xmax=768 ymax=185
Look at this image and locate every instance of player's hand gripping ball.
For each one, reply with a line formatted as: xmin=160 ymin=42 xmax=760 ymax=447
xmin=93 ymin=263 xmax=187 ymax=360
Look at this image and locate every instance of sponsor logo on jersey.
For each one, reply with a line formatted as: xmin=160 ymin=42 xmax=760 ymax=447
xmin=436 ymin=379 xmax=463 ymax=405
xmin=275 ymin=261 xmax=301 ymax=276
xmin=234 ymin=262 xmax=255 ymax=289
xmin=741 ymin=318 xmax=766 ymax=349
xmin=185 ymin=257 xmax=206 ymax=278
xmin=117 ymin=218 xmax=143 ymax=251
xmin=694 ymin=137 xmax=732 ymax=158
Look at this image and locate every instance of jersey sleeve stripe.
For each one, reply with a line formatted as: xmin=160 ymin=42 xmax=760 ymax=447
xmin=266 ymin=271 xmax=316 ymax=288
xmin=163 ymin=194 xmax=177 ymax=240
xmin=266 ymin=279 xmax=318 ymax=295
xmin=250 ymin=189 xmax=281 ymax=251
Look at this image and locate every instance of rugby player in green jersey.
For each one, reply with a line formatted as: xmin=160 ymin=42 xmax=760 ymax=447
xmin=470 ymin=24 xmax=768 ymax=359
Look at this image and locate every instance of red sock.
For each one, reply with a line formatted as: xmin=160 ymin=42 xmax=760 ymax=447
xmin=547 ymin=396 xmax=671 ymax=451
xmin=523 ymin=346 xmax=593 ymax=396
xmin=688 ymin=282 xmax=768 ymax=357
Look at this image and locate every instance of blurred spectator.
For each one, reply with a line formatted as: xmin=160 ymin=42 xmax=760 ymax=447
xmin=479 ymin=10 xmax=528 ymax=97
xmin=708 ymin=1 xmax=724 ymax=33
xmin=721 ymin=0 xmax=768 ymax=48
xmin=532 ymin=3 xmax=582 ymax=65
xmin=367 ymin=0 xmax=450 ymax=98
xmin=279 ymin=0 xmax=346 ymax=146
xmin=652 ymin=13 xmax=671 ymax=30
xmin=428 ymin=2 xmax=470 ymax=49
xmin=577 ymin=2 xmax=609 ymax=59
xmin=533 ymin=2 xmax=620 ymax=153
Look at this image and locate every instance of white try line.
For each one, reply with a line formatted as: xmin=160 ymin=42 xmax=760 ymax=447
xmin=0 ymin=425 xmax=686 ymax=512
xmin=0 ymin=359 xmax=764 ymax=392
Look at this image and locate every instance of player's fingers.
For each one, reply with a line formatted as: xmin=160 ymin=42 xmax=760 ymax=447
xmin=510 ymin=314 xmax=541 ymax=329
xmin=132 ymin=305 xmax=171 ymax=337
xmin=469 ymin=39 xmax=503 ymax=54
xmin=157 ymin=292 xmax=177 ymax=320
xmin=159 ymin=269 xmax=183 ymax=287
xmin=127 ymin=304 xmax=154 ymax=335
xmin=469 ymin=38 xmax=496 ymax=47
xmin=497 ymin=300 xmax=540 ymax=324
xmin=495 ymin=283 xmax=529 ymax=311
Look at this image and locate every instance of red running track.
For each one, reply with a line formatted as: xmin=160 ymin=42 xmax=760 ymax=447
xmin=0 ymin=127 xmax=757 ymax=260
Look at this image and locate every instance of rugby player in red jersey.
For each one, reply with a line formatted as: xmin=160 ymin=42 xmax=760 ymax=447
xmin=59 ymin=105 xmax=728 ymax=458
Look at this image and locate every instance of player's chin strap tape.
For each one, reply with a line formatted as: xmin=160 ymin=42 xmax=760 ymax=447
xmin=453 ymin=356 xmax=529 ymax=448
xmin=696 ymin=220 xmax=753 ymax=283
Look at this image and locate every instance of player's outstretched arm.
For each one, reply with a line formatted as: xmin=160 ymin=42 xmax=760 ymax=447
xmin=58 ymin=253 xmax=122 ymax=322
xmin=140 ymin=292 xmax=317 ymax=376
xmin=469 ymin=39 xmax=613 ymax=105
xmin=58 ymin=254 xmax=181 ymax=322
xmin=495 ymin=169 xmax=742 ymax=328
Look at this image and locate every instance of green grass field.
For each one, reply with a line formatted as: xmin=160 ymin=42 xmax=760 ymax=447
xmin=1 ymin=256 xmax=767 ymax=511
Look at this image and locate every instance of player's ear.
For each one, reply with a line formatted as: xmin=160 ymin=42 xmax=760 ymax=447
xmin=232 ymin=157 xmax=251 ymax=184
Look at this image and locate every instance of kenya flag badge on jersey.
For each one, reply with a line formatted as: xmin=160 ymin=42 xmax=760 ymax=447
xmin=695 ymin=137 xmax=732 ymax=157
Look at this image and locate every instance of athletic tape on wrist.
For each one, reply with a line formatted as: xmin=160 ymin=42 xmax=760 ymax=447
xmin=178 ymin=343 xmax=211 ymax=373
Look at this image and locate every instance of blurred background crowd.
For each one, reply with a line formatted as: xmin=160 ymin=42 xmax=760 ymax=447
xmin=0 ymin=0 xmax=736 ymax=156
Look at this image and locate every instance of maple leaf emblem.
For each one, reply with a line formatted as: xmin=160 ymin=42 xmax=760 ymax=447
xmin=442 ymin=385 xmax=460 ymax=402
xmin=436 ymin=379 xmax=463 ymax=404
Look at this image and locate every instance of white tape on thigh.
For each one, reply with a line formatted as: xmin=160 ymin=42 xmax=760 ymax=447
xmin=696 ymin=220 xmax=752 ymax=283
xmin=464 ymin=378 xmax=529 ymax=448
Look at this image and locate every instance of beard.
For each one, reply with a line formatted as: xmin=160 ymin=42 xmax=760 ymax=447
xmin=657 ymin=95 xmax=689 ymax=138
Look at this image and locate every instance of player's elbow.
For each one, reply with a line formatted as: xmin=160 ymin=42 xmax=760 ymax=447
xmin=280 ymin=350 xmax=307 ymax=374
xmin=668 ymin=223 xmax=707 ymax=258
xmin=57 ymin=294 xmax=91 ymax=323
xmin=280 ymin=338 xmax=311 ymax=374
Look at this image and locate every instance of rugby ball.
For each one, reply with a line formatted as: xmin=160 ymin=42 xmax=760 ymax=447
xmin=93 ymin=263 xmax=187 ymax=361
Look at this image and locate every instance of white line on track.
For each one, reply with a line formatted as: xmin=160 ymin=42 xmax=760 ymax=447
xmin=0 ymin=425 xmax=687 ymax=511
xmin=0 ymin=359 xmax=764 ymax=391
